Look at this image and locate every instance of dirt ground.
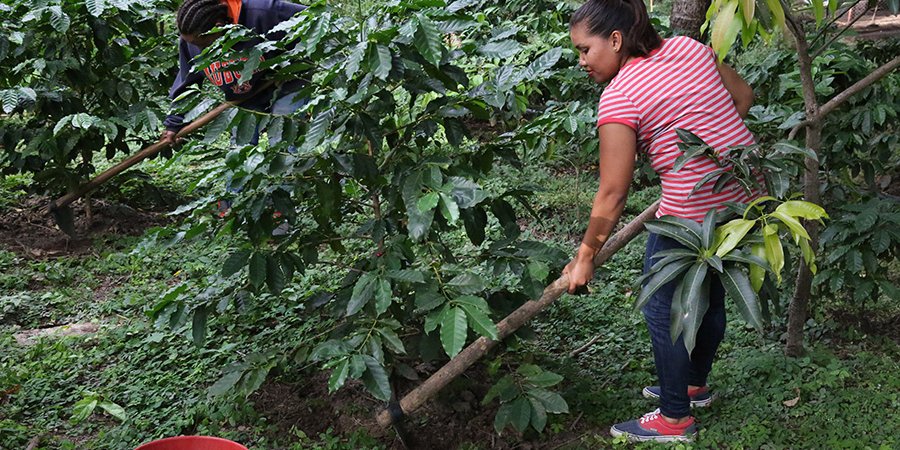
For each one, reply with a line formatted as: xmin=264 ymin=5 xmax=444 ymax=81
xmin=0 ymin=195 xmax=172 ymax=259
xmin=252 ymin=369 xmax=595 ymax=450
xmin=848 ymin=9 xmax=900 ymax=39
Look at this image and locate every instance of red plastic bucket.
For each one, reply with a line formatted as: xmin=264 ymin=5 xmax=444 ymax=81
xmin=134 ymin=436 xmax=248 ymax=450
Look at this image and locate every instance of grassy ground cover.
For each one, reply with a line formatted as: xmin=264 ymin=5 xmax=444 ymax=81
xmin=1 ymin=156 xmax=898 ymax=449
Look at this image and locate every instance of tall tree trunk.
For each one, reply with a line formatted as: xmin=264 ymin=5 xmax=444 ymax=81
xmin=670 ymin=0 xmax=712 ymax=39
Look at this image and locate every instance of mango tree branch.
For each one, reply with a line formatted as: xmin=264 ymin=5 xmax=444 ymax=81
xmin=789 ymin=55 xmax=900 ymax=140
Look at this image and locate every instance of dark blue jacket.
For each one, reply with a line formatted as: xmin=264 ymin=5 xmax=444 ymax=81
xmin=163 ymin=0 xmax=307 ymax=132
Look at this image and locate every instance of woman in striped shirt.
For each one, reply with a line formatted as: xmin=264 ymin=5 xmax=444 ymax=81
xmin=562 ymin=0 xmax=757 ymax=442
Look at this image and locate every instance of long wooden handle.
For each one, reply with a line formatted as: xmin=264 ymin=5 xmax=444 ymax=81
xmin=375 ymin=200 xmax=661 ymax=427
xmin=47 ymin=102 xmax=234 ymax=213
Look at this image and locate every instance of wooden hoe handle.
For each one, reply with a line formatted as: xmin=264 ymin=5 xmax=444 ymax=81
xmin=47 ymin=102 xmax=234 ymax=214
xmin=375 ymin=200 xmax=661 ymax=427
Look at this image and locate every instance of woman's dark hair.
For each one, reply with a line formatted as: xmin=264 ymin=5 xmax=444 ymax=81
xmin=570 ymin=0 xmax=662 ymax=57
xmin=176 ymin=0 xmax=230 ymax=36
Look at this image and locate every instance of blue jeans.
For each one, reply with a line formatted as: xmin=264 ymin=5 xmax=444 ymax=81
xmin=641 ymin=232 xmax=726 ymax=418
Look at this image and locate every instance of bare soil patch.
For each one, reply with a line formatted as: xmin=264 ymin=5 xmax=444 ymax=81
xmin=252 ymin=367 xmax=596 ymax=449
xmin=0 ymin=195 xmax=173 ymax=259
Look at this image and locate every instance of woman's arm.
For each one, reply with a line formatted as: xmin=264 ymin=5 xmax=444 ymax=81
xmin=564 ymin=123 xmax=637 ymax=293
xmin=717 ymin=62 xmax=753 ymax=119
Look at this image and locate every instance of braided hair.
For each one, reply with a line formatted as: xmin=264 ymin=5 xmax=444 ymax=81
xmin=176 ymin=0 xmax=230 ymax=36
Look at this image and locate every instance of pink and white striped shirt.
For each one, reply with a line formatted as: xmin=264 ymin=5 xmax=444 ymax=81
xmin=597 ymin=36 xmax=759 ymax=221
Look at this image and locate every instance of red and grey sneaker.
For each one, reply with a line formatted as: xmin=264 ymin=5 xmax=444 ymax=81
xmin=610 ymin=408 xmax=697 ymax=443
xmin=643 ymin=385 xmax=714 ymax=408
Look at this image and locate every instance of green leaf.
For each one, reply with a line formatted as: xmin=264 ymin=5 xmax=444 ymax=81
xmin=450 ymin=177 xmax=487 ymax=208
xmin=301 ymin=107 xmax=334 ymax=153
xmin=771 ymin=210 xmax=809 ymax=244
xmin=98 ymin=401 xmax=126 ymax=421
xmin=2 ymin=89 xmax=18 ymax=114
xmin=681 ymin=263 xmax=710 ymax=354
xmin=310 ymin=339 xmax=349 ymax=361
xmin=504 ymin=396 xmax=529 ymax=433
xmin=460 ymin=303 xmax=497 ymax=340
xmin=84 ymin=0 xmax=106 ymax=17
xmin=529 ymin=388 xmax=569 ymax=414
xmin=461 ymin=207 xmax=487 ymax=245
xmin=635 ymin=259 xmax=694 ymax=311
xmin=484 ymin=375 xmax=515 ymax=405
xmin=204 ymin=108 xmax=238 ymax=143
xmin=71 ymin=397 xmax=98 ymax=424
xmin=417 ymin=191 xmax=440 ymax=212
xmin=222 ymin=249 xmax=250 ymax=277
xmin=813 ymin=0 xmax=824 ymax=27
xmin=234 ymin=112 xmax=256 ymax=145
xmin=710 ymin=0 xmax=740 ymax=61
xmin=740 ymin=0 xmax=755 ymax=22
xmin=248 ymin=252 xmax=266 ymax=289
xmin=414 ymin=14 xmax=443 ymax=66
xmin=447 ymin=272 xmax=486 ymax=294
xmin=701 ymin=209 xmax=717 ymax=250
xmin=669 ymin=272 xmax=687 ymax=343
xmin=347 ymin=272 xmax=377 ymax=316
xmin=208 ymin=369 xmax=243 ymax=397
xmin=361 ymin=356 xmax=392 ymax=401
xmin=328 ymin=358 xmax=349 ymax=393
xmin=346 ymin=42 xmax=367 ymax=78
xmin=49 ymin=6 xmax=71 ymax=33
xmin=645 ymin=216 xmax=703 ymax=251
xmin=749 ymin=243 xmax=767 ymax=292
xmin=184 ymin=98 xmax=217 ymax=122
xmin=305 ymin=13 xmax=330 ymax=53
xmin=373 ymin=44 xmax=392 ymax=80
xmin=418 ymin=287 xmax=446 ymax=314
xmin=526 ymin=371 xmax=563 ymax=388
xmin=478 ymin=39 xmax=521 ymax=59
xmin=424 ymin=297 xmax=450 ymax=328
xmin=720 ymin=264 xmax=763 ymax=331
xmin=387 ymin=269 xmax=426 ymax=283
xmin=529 ymin=396 xmax=548 ymax=432
xmin=523 ymin=47 xmax=562 ymax=79
xmin=403 ymin=173 xmax=434 ymax=241
xmin=439 ymin=193 xmax=460 ymax=224
xmin=192 ymin=307 xmax=208 ymax=347
xmin=374 ymin=277 xmax=392 ymax=315
xmin=440 ymin=306 xmax=468 ymax=357
xmin=763 ymin=229 xmax=784 ymax=282
xmin=795 ymin=238 xmax=813 ymax=274
xmin=494 ymin=401 xmax=513 ymax=433
xmin=774 ymin=200 xmax=828 ymax=220
xmin=266 ymin=254 xmax=286 ymax=294
xmin=453 ymin=294 xmax=490 ymax=312
xmin=378 ymin=327 xmax=406 ymax=354
xmin=715 ymin=218 xmax=756 ymax=257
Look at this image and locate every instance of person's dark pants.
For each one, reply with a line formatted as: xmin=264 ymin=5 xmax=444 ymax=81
xmin=641 ymin=232 xmax=727 ymax=419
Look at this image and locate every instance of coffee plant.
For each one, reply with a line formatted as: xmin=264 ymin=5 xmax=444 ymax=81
xmin=147 ymin=0 xmax=584 ymax=426
xmin=0 ymin=0 xmax=175 ymax=194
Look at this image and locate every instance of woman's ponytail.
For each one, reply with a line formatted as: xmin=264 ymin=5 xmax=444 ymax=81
xmin=570 ymin=0 xmax=662 ymax=57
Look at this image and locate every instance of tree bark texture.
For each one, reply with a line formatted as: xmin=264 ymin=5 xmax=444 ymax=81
xmin=783 ymin=8 xmax=821 ymax=357
xmin=670 ymin=0 xmax=712 ymax=39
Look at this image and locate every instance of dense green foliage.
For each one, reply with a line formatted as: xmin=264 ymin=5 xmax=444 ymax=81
xmin=0 ymin=0 xmax=175 ymax=192
xmin=0 ymin=0 xmax=898 ymax=448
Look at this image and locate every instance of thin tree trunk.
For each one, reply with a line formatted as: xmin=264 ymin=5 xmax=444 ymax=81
xmin=783 ymin=7 xmax=821 ymax=357
xmin=670 ymin=0 xmax=712 ymax=39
